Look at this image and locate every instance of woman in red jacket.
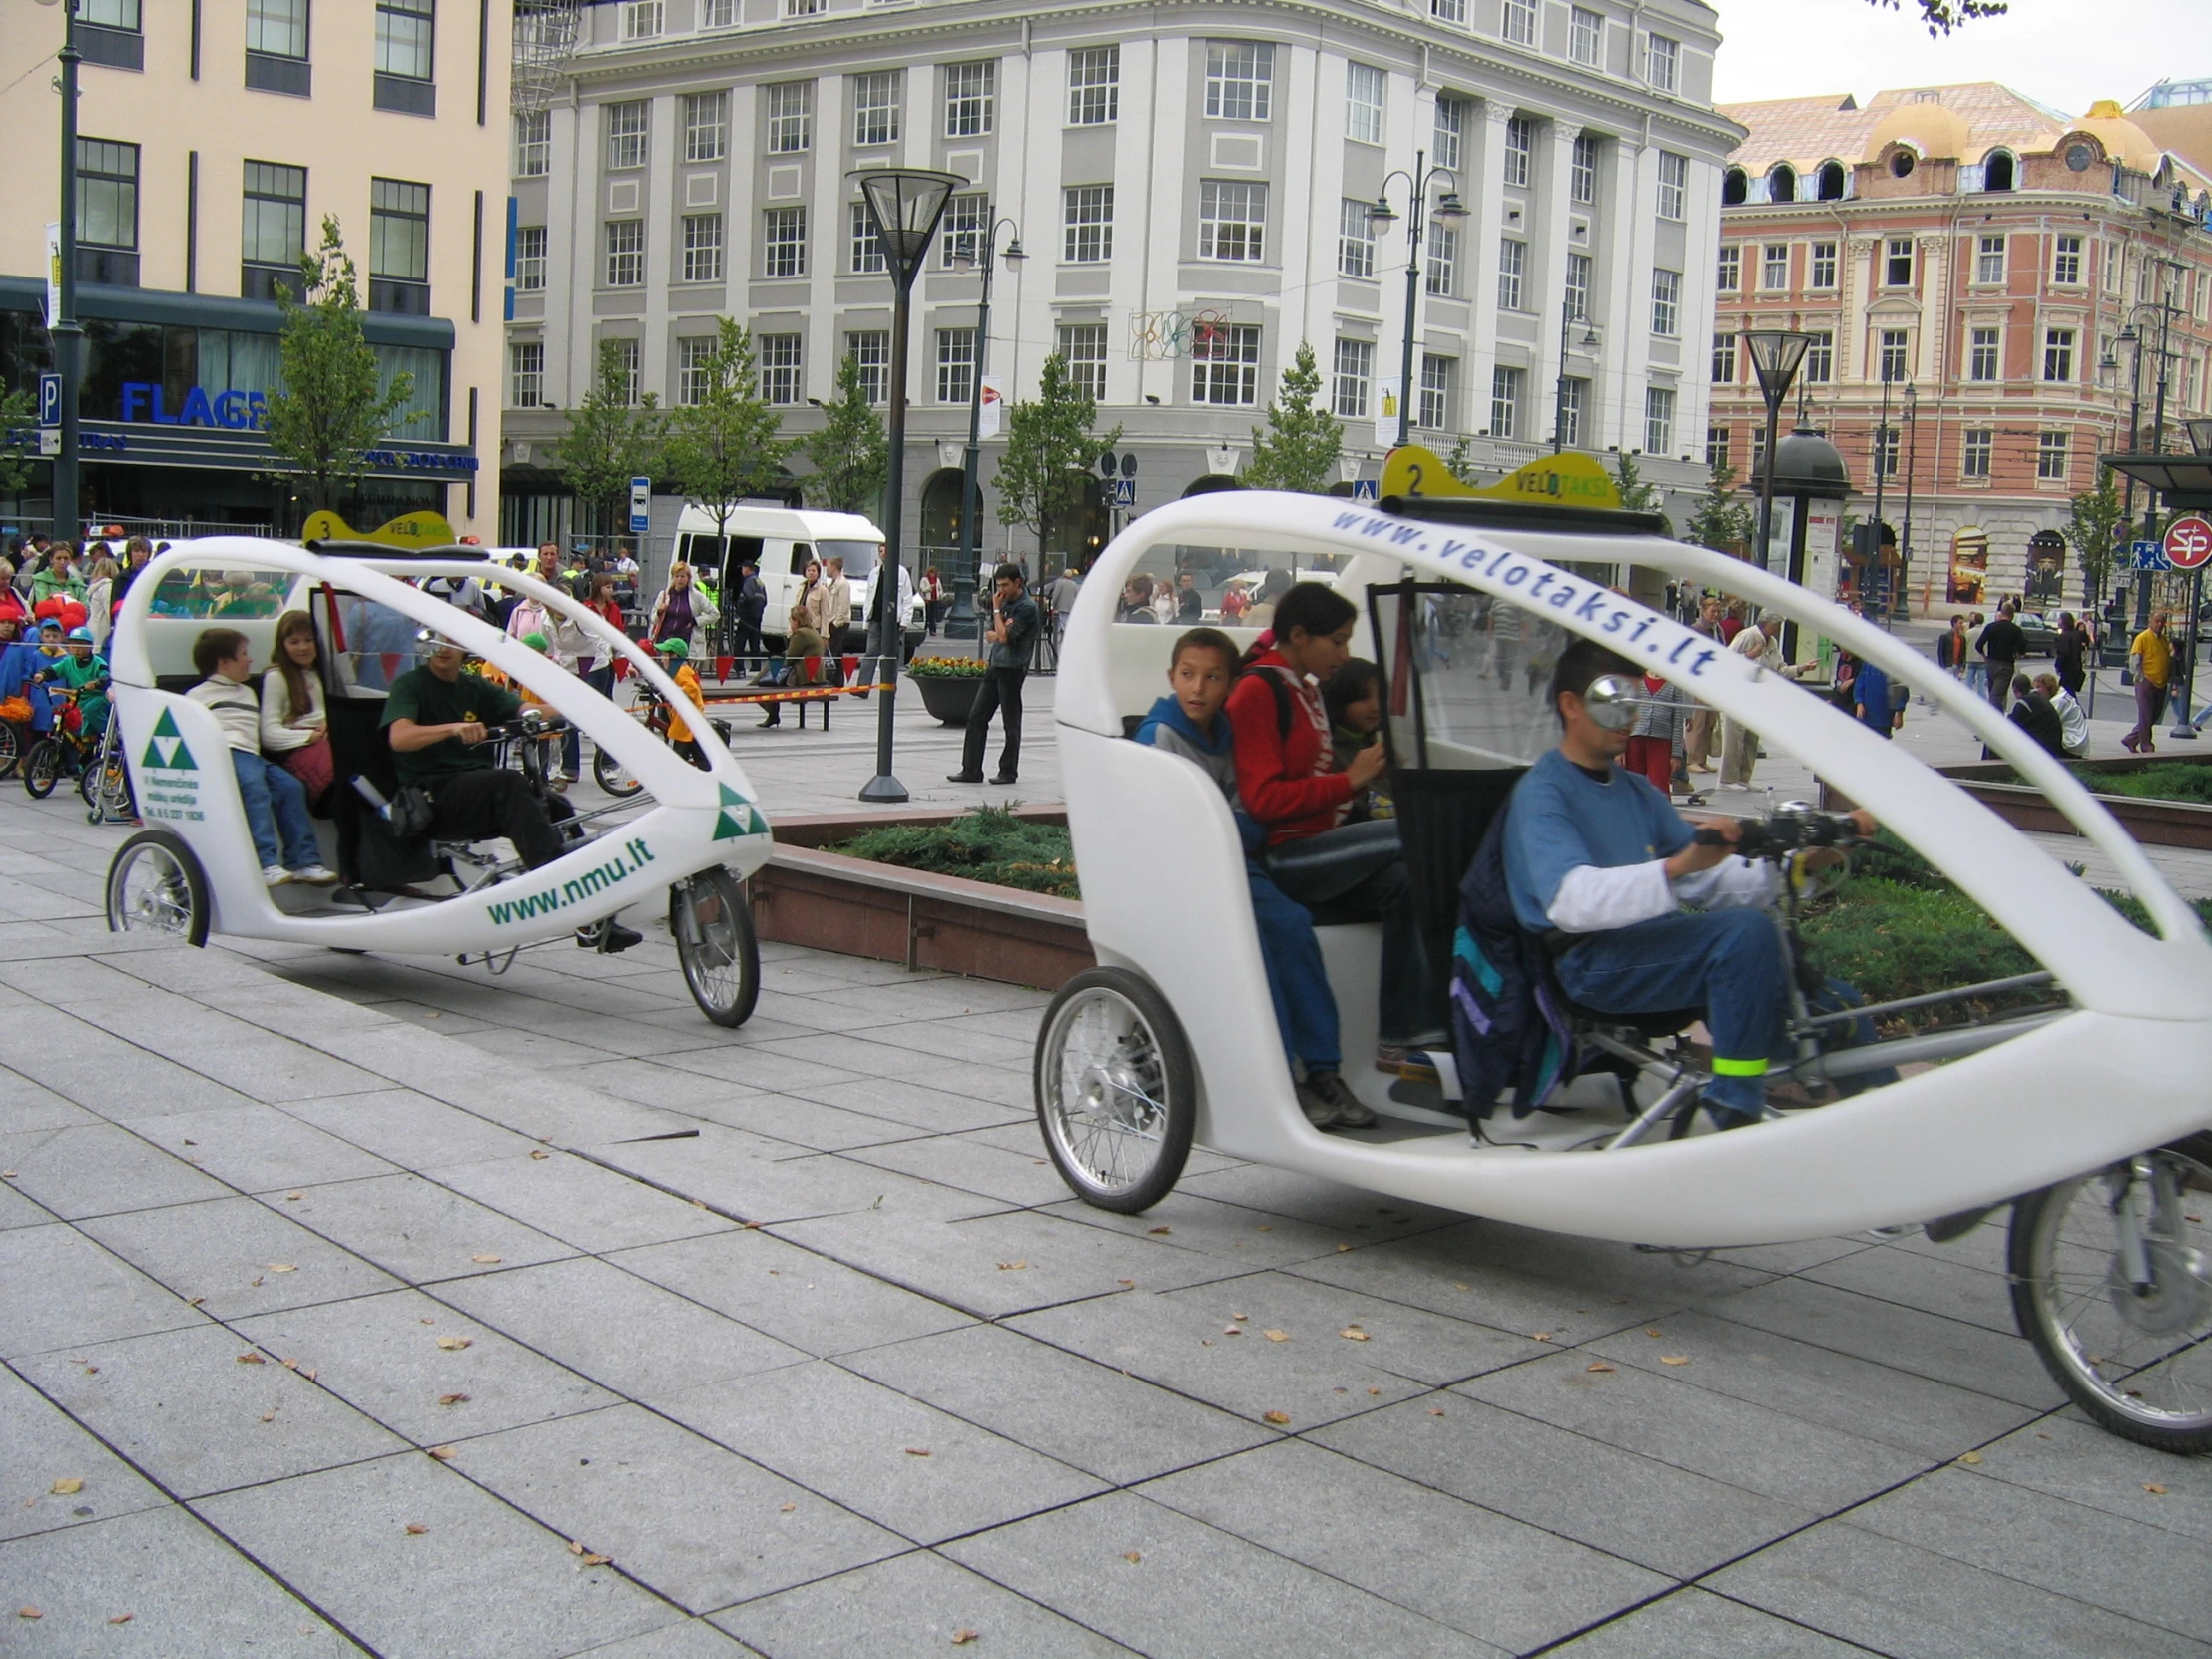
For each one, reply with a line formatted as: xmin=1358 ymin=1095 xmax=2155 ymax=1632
xmin=1227 ymin=583 xmax=1434 ymax=1120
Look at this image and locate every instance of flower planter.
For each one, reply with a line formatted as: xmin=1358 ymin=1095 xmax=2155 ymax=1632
xmin=908 ymin=672 xmax=981 ymax=724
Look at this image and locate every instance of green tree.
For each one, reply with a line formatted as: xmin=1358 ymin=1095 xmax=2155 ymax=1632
xmin=554 ymin=338 xmax=667 ymax=539
xmin=805 ymin=352 xmax=888 ymax=516
xmin=1443 ymin=437 xmax=1483 ymax=488
xmin=1685 ymin=457 xmax=1756 ymax=553
xmin=260 ymin=217 xmax=416 ymax=517
xmin=994 ymin=351 xmax=1122 ymax=557
xmin=0 ymin=388 xmax=34 ymax=502
xmin=2064 ymin=464 xmax=2129 ymax=603
xmin=1242 ymin=341 xmax=1342 ymax=493
xmin=1609 ymin=450 xmax=1662 ymax=514
xmin=1876 ymin=0 xmax=2005 ymax=32
xmin=662 ymin=318 xmax=792 ymax=544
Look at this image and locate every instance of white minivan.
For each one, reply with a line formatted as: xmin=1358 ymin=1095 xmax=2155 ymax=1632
xmin=671 ymin=503 xmax=918 ymax=654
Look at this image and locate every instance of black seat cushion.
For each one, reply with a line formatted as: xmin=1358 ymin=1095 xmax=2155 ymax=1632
xmin=1561 ymin=997 xmax=1701 ymax=1042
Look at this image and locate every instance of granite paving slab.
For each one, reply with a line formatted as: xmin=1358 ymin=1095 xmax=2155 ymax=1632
xmin=0 ymin=1221 xmax=211 ymax=1359
xmin=266 ymin=1173 xmax=581 ymax=1285
xmin=0 ymin=1364 xmax=171 ymax=1543
xmin=78 ymin=1195 xmax=405 ymax=1320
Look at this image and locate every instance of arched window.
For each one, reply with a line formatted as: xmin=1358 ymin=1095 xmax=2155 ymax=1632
xmin=1817 ymin=161 xmax=1846 ymax=200
xmin=1982 ymin=150 xmax=2015 ymax=191
xmin=1890 ymin=148 xmax=1917 ymax=179
xmin=1768 ymin=164 xmax=1797 ymax=204
xmin=1721 ymin=168 xmax=1749 ymax=206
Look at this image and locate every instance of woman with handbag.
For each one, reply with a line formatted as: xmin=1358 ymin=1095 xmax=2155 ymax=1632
xmin=260 ymin=611 xmax=335 ymax=815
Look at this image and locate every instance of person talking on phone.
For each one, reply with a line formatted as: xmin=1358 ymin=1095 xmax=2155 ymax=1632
xmin=1503 ymin=640 xmax=1872 ymax=1128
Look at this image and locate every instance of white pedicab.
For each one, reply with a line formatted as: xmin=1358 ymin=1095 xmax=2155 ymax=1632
xmin=101 ymin=538 xmax=768 ymax=1026
xmin=1039 ymin=482 xmax=2212 ymax=1452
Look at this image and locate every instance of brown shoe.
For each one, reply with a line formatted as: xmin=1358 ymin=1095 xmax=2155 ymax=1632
xmin=1307 ymin=1071 xmax=1376 ymax=1129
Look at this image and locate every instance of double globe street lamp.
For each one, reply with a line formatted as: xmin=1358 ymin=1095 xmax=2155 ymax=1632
xmin=946 ymin=218 xmax=1024 ymax=642
xmin=1367 ymin=156 xmax=1467 ymax=448
xmin=850 ymin=166 xmax=967 ymax=805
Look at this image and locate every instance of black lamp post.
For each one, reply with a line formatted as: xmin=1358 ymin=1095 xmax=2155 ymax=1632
xmin=1898 ymin=382 xmax=1919 ymax=625
xmin=1551 ymin=301 xmax=1599 ymax=455
xmin=851 ymin=166 xmax=966 ymax=805
xmin=946 ymin=218 xmax=1023 ymax=645
xmin=1367 ymin=154 xmax=1467 ymax=448
xmin=35 ymin=0 xmax=82 ymax=542
xmin=1744 ymin=329 xmax=1812 ymax=582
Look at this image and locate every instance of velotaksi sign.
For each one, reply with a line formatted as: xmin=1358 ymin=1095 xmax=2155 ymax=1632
xmin=119 ymin=382 xmax=269 ymax=430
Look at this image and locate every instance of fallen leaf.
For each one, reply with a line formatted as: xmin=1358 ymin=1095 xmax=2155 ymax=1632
xmin=251 ymin=1276 xmax=265 ymax=1288
xmin=427 ymin=1446 xmax=458 ymax=1461
xmin=1958 ymin=1451 xmax=1983 ymax=1465
xmin=744 ymin=1220 xmax=764 ymax=1229
xmin=187 ymin=1297 xmax=205 ymax=1307
xmin=1659 ymin=1356 xmax=1690 ymax=1367
xmin=435 ymin=1336 xmax=473 ymax=1351
xmin=1255 ymin=1224 xmax=1272 ymax=1232
xmin=995 ymin=1261 xmax=1026 ymax=1271
xmin=1454 ymin=1283 xmax=1470 ymax=1291
xmin=1428 ymin=1407 xmax=1446 ymax=1416
xmin=182 ymin=1139 xmax=197 ymax=1146
xmin=1117 ymin=1279 xmax=1135 ymax=1287
xmin=1123 ymin=1551 xmax=1142 ymax=1564
xmin=1263 ymin=1329 xmax=1289 ymax=1343
xmin=404 ymin=1523 xmax=428 ymax=1536
xmin=2144 ymin=1482 xmax=2168 ymax=1495
xmin=285 ymin=1192 xmax=303 ymax=1201
xmin=1224 ymin=1326 xmax=1242 ymax=1336
xmin=1644 ymin=1327 xmax=1663 ymax=1338
xmin=268 ymin=1263 xmax=296 ymax=1274
xmin=1335 ymin=1243 xmax=1353 ymax=1253
xmin=1368 ymin=1386 xmax=1382 ymax=1395
xmin=302 ymin=1369 xmax=317 ymax=1382
xmin=1263 ymin=1410 xmax=1291 ymax=1424
xmin=0 ymin=1172 xmax=14 ymax=1180
xmin=1232 ymin=1312 xmax=1248 ymax=1322
xmin=1532 ymin=1332 xmax=1554 ymax=1343
xmin=18 ymin=1607 xmax=42 ymax=1620
xmin=280 ymin=1358 xmax=299 ymax=1371
xmin=569 ymin=1541 xmax=586 ymax=1556
xmin=236 ymin=1352 xmax=267 ymax=1366
xmin=582 ymin=1553 xmax=610 ymax=1566
xmin=471 ymin=1254 xmax=502 ymax=1264
xmin=437 ymin=1393 xmax=470 ymax=1406
xmin=1339 ymin=1326 xmax=1370 ymax=1342
xmin=109 ymin=1613 xmax=134 ymax=1624
xmin=1587 ymin=1363 xmax=1616 ymax=1374
xmin=904 ymin=1447 xmax=932 ymax=1457
xmin=1148 ymin=1225 xmax=1171 ymax=1235
xmin=952 ymin=1631 xmax=979 ymax=1646
xmin=691 ymin=1199 xmax=707 ymax=1209
xmin=50 ymin=1478 xmax=82 ymax=1496
xmin=780 ymin=1503 xmax=796 ymax=1513
xmin=529 ymin=1149 xmax=550 ymax=1160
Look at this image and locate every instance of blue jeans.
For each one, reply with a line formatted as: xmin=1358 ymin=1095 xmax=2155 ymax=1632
xmin=1556 ymin=907 xmax=1787 ymax=1120
xmin=1248 ymin=860 xmax=1340 ymax=1072
xmin=231 ymin=748 xmax=320 ymax=871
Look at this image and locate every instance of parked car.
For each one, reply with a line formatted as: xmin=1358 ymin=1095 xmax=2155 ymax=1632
xmin=2013 ymin=611 xmax=2058 ymax=657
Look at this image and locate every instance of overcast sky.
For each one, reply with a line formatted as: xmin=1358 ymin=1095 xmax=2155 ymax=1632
xmin=1709 ymin=0 xmax=2212 ymax=118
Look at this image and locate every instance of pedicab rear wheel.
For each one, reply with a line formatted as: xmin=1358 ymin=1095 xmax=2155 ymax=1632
xmin=670 ymin=866 xmax=760 ymax=1027
xmin=2009 ymin=1133 xmax=2212 ymax=1454
xmin=106 ymin=829 xmax=210 ymax=948
xmin=1035 ymin=967 xmax=1196 ymax=1214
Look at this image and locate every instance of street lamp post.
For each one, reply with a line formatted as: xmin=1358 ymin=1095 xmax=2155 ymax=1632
xmin=1867 ymin=372 xmax=1893 ymax=615
xmin=946 ymin=218 xmax=1023 ymax=645
xmin=1551 ymin=303 xmax=1599 ymax=455
xmin=1367 ymin=155 xmax=1467 ymax=449
xmin=1898 ymin=383 xmax=1919 ymax=625
xmin=1744 ymin=328 xmax=1812 ymax=589
xmin=851 ymin=167 xmax=967 ymax=805
xmin=2119 ymin=276 xmax=2184 ymax=633
xmin=34 ymin=0 xmax=82 ymax=542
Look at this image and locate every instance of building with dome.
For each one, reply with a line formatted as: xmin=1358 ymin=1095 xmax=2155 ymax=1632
xmin=1710 ymin=82 xmax=2212 ymax=609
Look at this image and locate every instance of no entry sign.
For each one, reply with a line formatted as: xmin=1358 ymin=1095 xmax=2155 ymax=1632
xmin=2166 ymin=515 xmax=2212 ymax=570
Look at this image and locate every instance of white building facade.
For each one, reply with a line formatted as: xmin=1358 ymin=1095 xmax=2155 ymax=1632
xmin=501 ymin=0 xmax=1737 ymax=563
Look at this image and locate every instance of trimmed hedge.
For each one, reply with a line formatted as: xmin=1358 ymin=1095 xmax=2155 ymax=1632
xmin=833 ymin=808 xmax=1079 ymax=899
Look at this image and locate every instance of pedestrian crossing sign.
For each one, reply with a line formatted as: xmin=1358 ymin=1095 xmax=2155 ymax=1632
xmin=141 ymin=708 xmax=197 ymax=772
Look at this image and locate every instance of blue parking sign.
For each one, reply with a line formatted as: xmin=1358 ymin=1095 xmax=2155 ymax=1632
xmin=37 ymin=374 xmax=61 ymax=427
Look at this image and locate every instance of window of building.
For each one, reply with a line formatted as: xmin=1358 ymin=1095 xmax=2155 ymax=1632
xmin=1879 ymin=328 xmax=1909 ymax=383
xmin=1432 ymin=0 xmax=1467 ymax=23
xmin=246 ymin=0 xmax=309 ymax=94
xmin=1762 ymin=242 xmax=1789 ymax=290
xmin=76 ymin=0 xmax=144 ymax=69
xmin=759 ymin=334 xmax=802 ymax=405
xmin=1064 ymin=185 xmax=1113 ymax=262
xmin=1810 ymin=240 xmax=1837 ymax=289
xmin=621 ymin=1 xmax=662 ymax=40
xmin=1501 ymin=0 xmax=1536 ymax=45
xmin=763 ymin=206 xmax=806 ymax=277
xmin=1204 ymin=41 xmax=1273 ymax=120
xmin=1962 ymin=428 xmax=1993 ymax=478
xmin=1334 ymin=338 xmax=1374 ymax=418
xmin=937 ymin=192 xmax=988 ymax=269
xmin=1558 ymin=377 xmax=1587 ymax=446
xmin=2043 ymin=327 xmax=2074 ymax=382
xmin=514 ymin=109 xmax=550 ymax=177
xmin=852 ymin=70 xmax=901 ymax=145
xmin=684 ymin=91 xmax=729 ymax=162
xmin=1346 ymin=62 xmax=1386 ymax=144
xmin=1803 ymin=331 xmax=1833 ymax=383
xmin=375 ymin=0 xmax=433 ymax=79
xmin=241 ymin=161 xmax=306 ymax=296
xmin=1969 ymin=326 xmax=2000 ymax=381
xmin=1976 ymin=234 xmax=2005 ymax=285
xmin=1503 ymin=116 xmax=1533 ymax=187
xmin=1069 ymin=46 xmax=1119 ymax=124
xmin=1418 ymin=354 xmax=1454 ymax=429
xmin=1711 ymin=332 xmax=1736 ymax=384
xmin=848 ymin=202 xmax=885 ymax=273
xmin=1059 ymin=323 xmax=1109 ymax=399
xmin=514 ymin=225 xmax=546 ymax=292
xmin=766 ymin=82 xmax=812 ymax=153
xmin=1651 ymin=268 xmax=1681 ymax=336
xmin=1646 ymin=386 xmax=1676 ymax=454
xmin=1492 ymin=364 xmax=1525 ymax=439
xmin=509 ymin=341 xmax=543 ymax=408
xmin=675 ymin=334 xmax=715 ymax=405
xmin=1191 ymin=322 xmax=1261 ymax=405
xmin=1646 ymin=32 xmax=1678 ymax=92
xmin=681 ymin=213 xmax=723 ymax=282
xmin=1198 ymin=181 xmax=1266 ymax=262
xmin=1716 ymin=244 xmax=1740 ymax=291
xmin=1433 ymin=96 xmax=1466 ymax=171
xmin=936 ymin=328 xmax=976 ymax=402
xmin=1565 ymin=250 xmax=1592 ymax=319
xmin=1706 ymin=424 xmax=1730 ymax=470
xmin=846 ymin=331 xmax=888 ymax=403
xmin=2053 ymin=234 xmax=2083 ymax=285
xmin=701 ymin=0 xmax=737 ymax=24
xmin=75 ymin=137 xmax=139 ymax=280
xmin=606 ymin=101 xmax=649 ymax=170
xmin=1749 ymin=427 xmax=1767 ymax=473
xmin=368 ymin=177 xmax=429 ymax=310
xmin=1425 ymin=222 xmax=1458 ymax=297
xmin=1571 ymin=134 xmax=1599 ymax=206
xmin=603 ymin=218 xmax=643 ymax=287
xmin=2037 ymin=431 xmax=2069 ymax=480
xmin=607 ymin=338 xmax=641 ymax=405
xmin=1874 ymin=426 xmax=1899 ymax=478
xmin=1571 ymin=7 xmax=1602 ymax=65
xmin=1497 ymin=237 xmax=1526 ymax=310
xmin=1339 ymin=198 xmax=1375 ymax=278
xmin=943 ymin=60 xmax=995 ymax=136
xmin=1655 ymin=151 xmax=1687 ymax=220
xmin=786 ymin=0 xmax=825 ymax=15
xmin=1885 ymin=237 xmax=1914 ymax=286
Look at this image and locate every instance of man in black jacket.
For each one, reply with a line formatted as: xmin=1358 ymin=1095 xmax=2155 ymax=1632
xmin=949 ymin=565 xmax=1039 ymax=786
xmin=1978 ymin=602 xmax=2027 ymax=713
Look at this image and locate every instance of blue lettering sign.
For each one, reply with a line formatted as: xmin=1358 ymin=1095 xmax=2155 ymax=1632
xmin=120 ymin=382 xmax=266 ymax=431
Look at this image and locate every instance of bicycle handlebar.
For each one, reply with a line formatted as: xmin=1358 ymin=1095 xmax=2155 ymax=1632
xmin=1693 ymin=806 xmax=1862 ymax=860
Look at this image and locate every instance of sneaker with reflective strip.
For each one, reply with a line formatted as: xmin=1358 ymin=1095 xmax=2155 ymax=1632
xmin=1376 ymin=1046 xmax=1440 ymax=1086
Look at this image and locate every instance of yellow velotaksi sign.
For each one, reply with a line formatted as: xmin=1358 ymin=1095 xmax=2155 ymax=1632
xmin=1379 ymin=445 xmax=1623 ymax=510
xmin=299 ymin=509 xmax=460 ymax=550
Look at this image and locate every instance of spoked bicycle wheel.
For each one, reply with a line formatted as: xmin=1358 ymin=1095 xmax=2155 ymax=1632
xmin=23 ymin=738 xmax=63 ymax=800
xmin=2009 ymin=1133 xmax=2212 ymax=1453
xmin=669 ymin=866 xmax=760 ymax=1026
xmin=0 ymin=719 xmax=20 ymax=780
xmin=105 ymin=829 xmax=210 ymax=947
xmin=594 ymin=746 xmax=644 ymax=798
xmin=1034 ymin=967 xmax=1196 ymax=1214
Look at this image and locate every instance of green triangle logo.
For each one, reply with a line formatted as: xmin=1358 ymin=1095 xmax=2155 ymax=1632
xmin=152 ymin=708 xmax=182 ymax=740
xmin=713 ymin=782 xmax=765 ymax=841
xmin=166 ymin=737 xmax=197 ymax=772
xmin=141 ymin=737 xmax=165 ymax=770
xmin=139 ymin=732 xmax=198 ymax=771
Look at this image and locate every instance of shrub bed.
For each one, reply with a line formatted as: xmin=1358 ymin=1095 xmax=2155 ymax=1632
xmin=832 ymin=807 xmax=1080 ymax=898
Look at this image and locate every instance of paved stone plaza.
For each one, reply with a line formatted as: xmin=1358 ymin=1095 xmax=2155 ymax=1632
xmin=4 ymin=661 xmax=2211 ymax=1657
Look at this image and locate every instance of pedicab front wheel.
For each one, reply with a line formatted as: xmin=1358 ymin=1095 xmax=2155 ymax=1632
xmin=1035 ymin=967 xmax=1196 ymax=1214
xmin=670 ymin=866 xmax=760 ymax=1027
xmin=2008 ymin=1133 xmax=2212 ymax=1455
xmin=106 ymin=829 xmax=210 ymax=948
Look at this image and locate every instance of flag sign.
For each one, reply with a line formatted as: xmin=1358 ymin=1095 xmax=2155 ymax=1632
xmin=2165 ymin=516 xmax=2212 ymax=571
xmin=978 ymin=375 xmax=1003 ymax=440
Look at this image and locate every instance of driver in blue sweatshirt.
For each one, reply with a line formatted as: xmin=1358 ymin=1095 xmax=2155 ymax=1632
xmin=1136 ymin=628 xmax=1374 ymax=1132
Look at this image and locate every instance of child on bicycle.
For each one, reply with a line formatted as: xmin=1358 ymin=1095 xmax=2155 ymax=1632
xmin=653 ymin=638 xmax=710 ymax=766
xmin=54 ymin=626 xmax=110 ymax=737
xmin=186 ymin=628 xmax=336 ymax=888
